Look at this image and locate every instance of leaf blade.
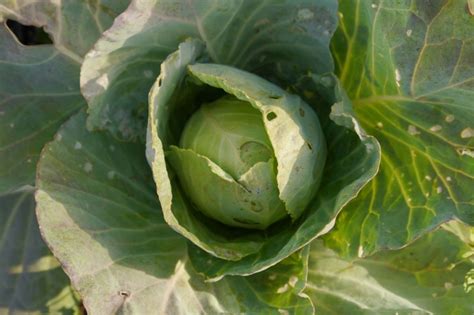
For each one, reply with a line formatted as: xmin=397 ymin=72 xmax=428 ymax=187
xmin=327 ymin=0 xmax=474 ymax=258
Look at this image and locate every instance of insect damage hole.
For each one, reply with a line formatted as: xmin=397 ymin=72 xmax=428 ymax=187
xmin=6 ymin=20 xmax=53 ymax=45
xmin=266 ymin=112 xmax=277 ymax=121
xmin=118 ymin=290 xmax=130 ymax=298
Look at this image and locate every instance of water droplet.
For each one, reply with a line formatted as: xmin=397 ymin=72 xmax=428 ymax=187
xmin=371 ymin=3 xmax=377 ymax=8
xmin=9 ymin=123 xmax=14 ymax=128
xmin=425 ymin=175 xmax=432 ymax=181
xmin=406 ymin=29 xmax=412 ymax=37
xmin=107 ymin=171 xmax=115 ymax=180
xmin=268 ymin=274 xmax=277 ymax=280
xmin=376 ymin=122 xmax=384 ymax=128
xmin=444 ymin=282 xmax=453 ymax=290
xmin=446 ymin=176 xmax=452 ymax=182
xmin=436 ymin=186 xmax=443 ymax=194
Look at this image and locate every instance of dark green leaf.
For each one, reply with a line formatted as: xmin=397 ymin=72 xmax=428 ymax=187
xmin=0 ymin=0 xmax=131 ymax=193
xmin=0 ymin=190 xmax=80 ymax=314
xmin=80 ymin=0 xmax=338 ymax=141
xmin=326 ymin=0 xmax=474 ymax=258
xmin=306 ymin=222 xmax=474 ymax=314
xmin=0 ymin=0 xmax=130 ymax=58
xmin=0 ymin=26 xmax=83 ymax=193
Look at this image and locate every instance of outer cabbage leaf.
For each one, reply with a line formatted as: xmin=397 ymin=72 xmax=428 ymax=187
xmin=305 ymin=222 xmax=474 ymax=314
xmin=325 ymin=0 xmax=474 ymax=258
xmin=0 ymin=0 xmax=130 ymax=59
xmin=0 ymin=26 xmax=83 ymax=193
xmin=0 ymin=0 xmax=130 ymax=193
xmin=0 ymin=1 xmax=132 ymax=311
xmin=0 ymin=190 xmax=80 ymax=314
xmin=80 ymin=0 xmax=338 ymax=141
xmin=36 ymin=112 xmax=315 ymax=315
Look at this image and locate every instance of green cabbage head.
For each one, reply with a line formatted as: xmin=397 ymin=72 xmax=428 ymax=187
xmin=168 ymin=88 xmax=326 ymax=229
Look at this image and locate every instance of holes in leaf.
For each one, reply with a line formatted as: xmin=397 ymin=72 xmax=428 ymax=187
xmin=306 ymin=142 xmax=313 ymax=150
xmin=118 ymin=290 xmax=130 ymax=298
xmin=268 ymin=95 xmax=282 ymax=99
xmin=266 ymin=112 xmax=277 ymax=121
xmin=6 ymin=20 xmax=53 ymax=45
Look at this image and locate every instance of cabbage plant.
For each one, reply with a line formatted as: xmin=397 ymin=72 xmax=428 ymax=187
xmin=0 ymin=0 xmax=473 ymax=314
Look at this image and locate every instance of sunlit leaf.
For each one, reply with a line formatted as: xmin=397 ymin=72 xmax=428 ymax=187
xmin=36 ymin=112 xmax=314 ymax=314
xmin=326 ymin=0 xmax=474 ymax=258
xmin=0 ymin=190 xmax=80 ymax=314
xmin=307 ymin=223 xmax=474 ymax=314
